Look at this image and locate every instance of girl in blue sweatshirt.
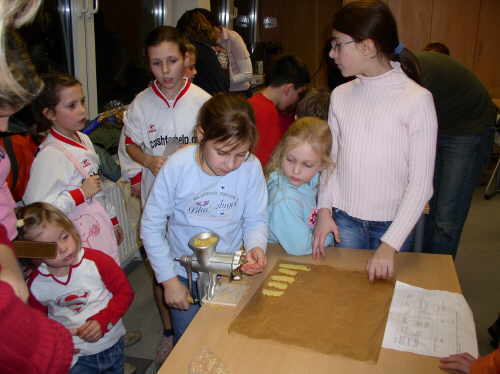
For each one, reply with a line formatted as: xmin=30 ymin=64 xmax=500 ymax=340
xmin=267 ymin=117 xmax=334 ymax=256
xmin=141 ymin=94 xmax=268 ymax=342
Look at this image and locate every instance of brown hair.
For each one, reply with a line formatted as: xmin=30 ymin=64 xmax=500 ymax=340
xmin=185 ymin=42 xmax=196 ymax=57
xmin=423 ymin=42 xmax=450 ymax=56
xmin=16 ymin=202 xmax=81 ymax=250
xmin=267 ymin=55 xmax=311 ymax=89
xmin=145 ymin=25 xmax=188 ymax=60
xmin=197 ymin=93 xmax=257 ymax=152
xmin=266 ymin=116 xmax=333 ymax=177
xmin=31 ymin=72 xmax=81 ymax=132
xmin=332 ymin=0 xmax=421 ymax=84
xmin=176 ymin=10 xmax=217 ymax=46
xmin=295 ymin=88 xmax=331 ymax=121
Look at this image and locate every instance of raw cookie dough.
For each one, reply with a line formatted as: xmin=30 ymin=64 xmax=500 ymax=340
xmin=262 ymin=289 xmax=284 ymax=297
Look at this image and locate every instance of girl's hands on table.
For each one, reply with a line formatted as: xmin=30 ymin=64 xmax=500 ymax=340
xmin=312 ymin=208 xmax=340 ymax=260
xmin=366 ymin=242 xmax=396 ymax=282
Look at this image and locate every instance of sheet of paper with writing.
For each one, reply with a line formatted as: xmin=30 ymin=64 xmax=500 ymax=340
xmin=382 ymin=281 xmax=478 ymax=358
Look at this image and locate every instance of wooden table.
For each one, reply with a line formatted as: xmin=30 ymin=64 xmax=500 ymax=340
xmin=159 ymin=245 xmax=461 ymax=374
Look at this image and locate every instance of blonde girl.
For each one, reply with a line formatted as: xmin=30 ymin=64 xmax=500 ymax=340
xmin=141 ymin=94 xmax=268 ymax=342
xmin=313 ymin=0 xmax=437 ymax=281
xmin=18 ymin=202 xmax=133 ymax=373
xmin=267 ymin=117 xmax=334 ymax=256
xmin=24 ymin=73 xmax=122 ymax=264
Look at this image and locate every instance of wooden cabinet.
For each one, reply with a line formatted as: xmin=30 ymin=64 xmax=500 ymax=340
xmin=473 ymin=0 xmax=500 ymax=98
xmin=429 ymin=0 xmax=481 ymax=70
xmin=386 ymin=0 xmax=433 ymax=53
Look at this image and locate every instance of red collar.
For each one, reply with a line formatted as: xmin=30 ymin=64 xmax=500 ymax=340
xmin=37 ymin=248 xmax=85 ymax=286
xmin=151 ymin=79 xmax=191 ymax=108
xmin=50 ymin=128 xmax=87 ymax=150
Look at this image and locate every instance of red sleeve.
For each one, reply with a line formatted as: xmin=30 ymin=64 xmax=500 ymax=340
xmin=0 ymin=224 xmax=11 ymax=246
xmin=84 ymin=249 xmax=134 ymax=333
xmin=69 ymin=188 xmax=85 ymax=205
xmin=471 ymin=348 xmax=500 ymax=374
xmin=130 ymin=171 xmax=142 ymax=185
xmin=125 ymin=136 xmax=136 ymax=146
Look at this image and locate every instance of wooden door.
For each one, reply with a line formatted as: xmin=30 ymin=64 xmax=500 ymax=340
xmin=429 ymin=0 xmax=481 ymax=69
xmin=473 ymin=0 xmax=500 ymax=97
xmin=385 ymin=0 xmax=433 ymax=52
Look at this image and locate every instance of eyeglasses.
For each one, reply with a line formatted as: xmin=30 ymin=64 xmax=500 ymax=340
xmin=331 ymin=40 xmax=356 ymax=51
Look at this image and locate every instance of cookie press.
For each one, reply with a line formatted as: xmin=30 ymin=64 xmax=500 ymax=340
xmin=175 ymin=232 xmax=246 ymax=303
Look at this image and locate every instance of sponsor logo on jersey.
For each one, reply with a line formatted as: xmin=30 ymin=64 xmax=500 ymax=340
xmin=81 ymin=159 xmax=91 ymax=168
xmin=149 ymin=135 xmax=196 ymax=149
xmin=148 ymin=124 xmax=157 ymax=134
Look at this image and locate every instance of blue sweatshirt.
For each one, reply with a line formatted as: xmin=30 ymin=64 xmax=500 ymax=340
xmin=141 ymin=145 xmax=268 ymax=283
xmin=267 ymin=171 xmax=333 ymax=255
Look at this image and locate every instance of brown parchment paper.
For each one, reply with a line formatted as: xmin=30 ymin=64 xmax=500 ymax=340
xmin=228 ymin=261 xmax=395 ymax=363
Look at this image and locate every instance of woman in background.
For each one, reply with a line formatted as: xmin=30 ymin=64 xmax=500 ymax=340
xmin=176 ymin=10 xmax=229 ymax=95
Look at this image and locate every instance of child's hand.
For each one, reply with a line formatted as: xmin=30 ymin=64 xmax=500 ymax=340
xmin=312 ymin=208 xmax=340 ymax=260
xmin=81 ymin=175 xmax=102 ymax=199
xmin=241 ymin=247 xmax=267 ymax=275
xmin=366 ymin=242 xmax=396 ymax=282
xmin=439 ymin=352 xmax=476 ymax=374
xmin=162 ymin=277 xmax=191 ymax=310
xmin=114 ymin=224 xmax=124 ymax=245
xmin=146 ymin=155 xmax=166 ymax=176
xmin=74 ymin=320 xmax=103 ymax=342
xmin=130 ymin=183 xmax=141 ymax=198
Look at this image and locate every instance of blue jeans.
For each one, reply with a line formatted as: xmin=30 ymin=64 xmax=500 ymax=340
xmin=424 ymin=127 xmax=495 ymax=258
xmin=71 ymin=338 xmax=124 ymax=374
xmin=333 ymin=209 xmax=415 ymax=251
xmin=170 ymin=276 xmax=201 ymax=344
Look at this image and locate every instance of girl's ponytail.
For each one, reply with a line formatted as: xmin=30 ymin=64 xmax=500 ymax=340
xmin=394 ymin=47 xmax=422 ymax=85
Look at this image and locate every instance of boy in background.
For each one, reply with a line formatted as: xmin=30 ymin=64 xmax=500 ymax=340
xmin=295 ymin=88 xmax=330 ymax=121
xmin=249 ymin=55 xmax=310 ymax=167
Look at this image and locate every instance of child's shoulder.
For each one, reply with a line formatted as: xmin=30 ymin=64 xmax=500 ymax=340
xmin=82 ymin=248 xmax=121 ymax=269
xmin=185 ymin=82 xmax=211 ymax=102
xmin=129 ymin=85 xmax=157 ymax=106
xmin=164 ymin=144 xmax=197 ymax=169
xmin=240 ymin=153 xmax=264 ymax=173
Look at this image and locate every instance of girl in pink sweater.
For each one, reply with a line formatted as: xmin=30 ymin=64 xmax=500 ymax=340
xmin=313 ymin=0 xmax=437 ymax=281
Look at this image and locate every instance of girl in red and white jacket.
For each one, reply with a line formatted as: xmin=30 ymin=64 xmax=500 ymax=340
xmin=18 ymin=202 xmax=134 ymax=373
xmin=24 ymin=73 xmax=122 ymax=263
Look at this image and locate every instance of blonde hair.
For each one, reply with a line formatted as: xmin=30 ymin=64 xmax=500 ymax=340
xmin=0 ymin=0 xmax=43 ymax=109
xmin=266 ymin=116 xmax=333 ymax=177
xmin=16 ymin=202 xmax=81 ymax=251
xmin=185 ymin=42 xmax=196 ymax=56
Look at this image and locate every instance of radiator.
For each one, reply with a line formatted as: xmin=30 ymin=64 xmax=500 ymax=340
xmin=102 ymin=180 xmax=142 ymax=266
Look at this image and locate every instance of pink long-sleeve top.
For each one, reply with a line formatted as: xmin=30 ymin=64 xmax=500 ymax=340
xmin=318 ymin=62 xmax=437 ymax=250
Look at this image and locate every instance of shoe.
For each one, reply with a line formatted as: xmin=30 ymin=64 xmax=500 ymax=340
xmin=154 ymin=334 xmax=174 ymax=369
xmin=124 ymin=330 xmax=143 ymax=348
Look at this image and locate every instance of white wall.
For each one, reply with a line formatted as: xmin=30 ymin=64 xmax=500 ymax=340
xmin=165 ymin=0 xmax=211 ymax=26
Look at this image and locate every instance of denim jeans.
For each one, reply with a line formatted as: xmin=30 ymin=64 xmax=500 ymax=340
xmin=170 ymin=276 xmax=201 ymax=344
xmin=333 ymin=209 xmax=415 ymax=251
xmin=424 ymin=127 xmax=495 ymax=258
xmin=71 ymin=338 xmax=124 ymax=374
